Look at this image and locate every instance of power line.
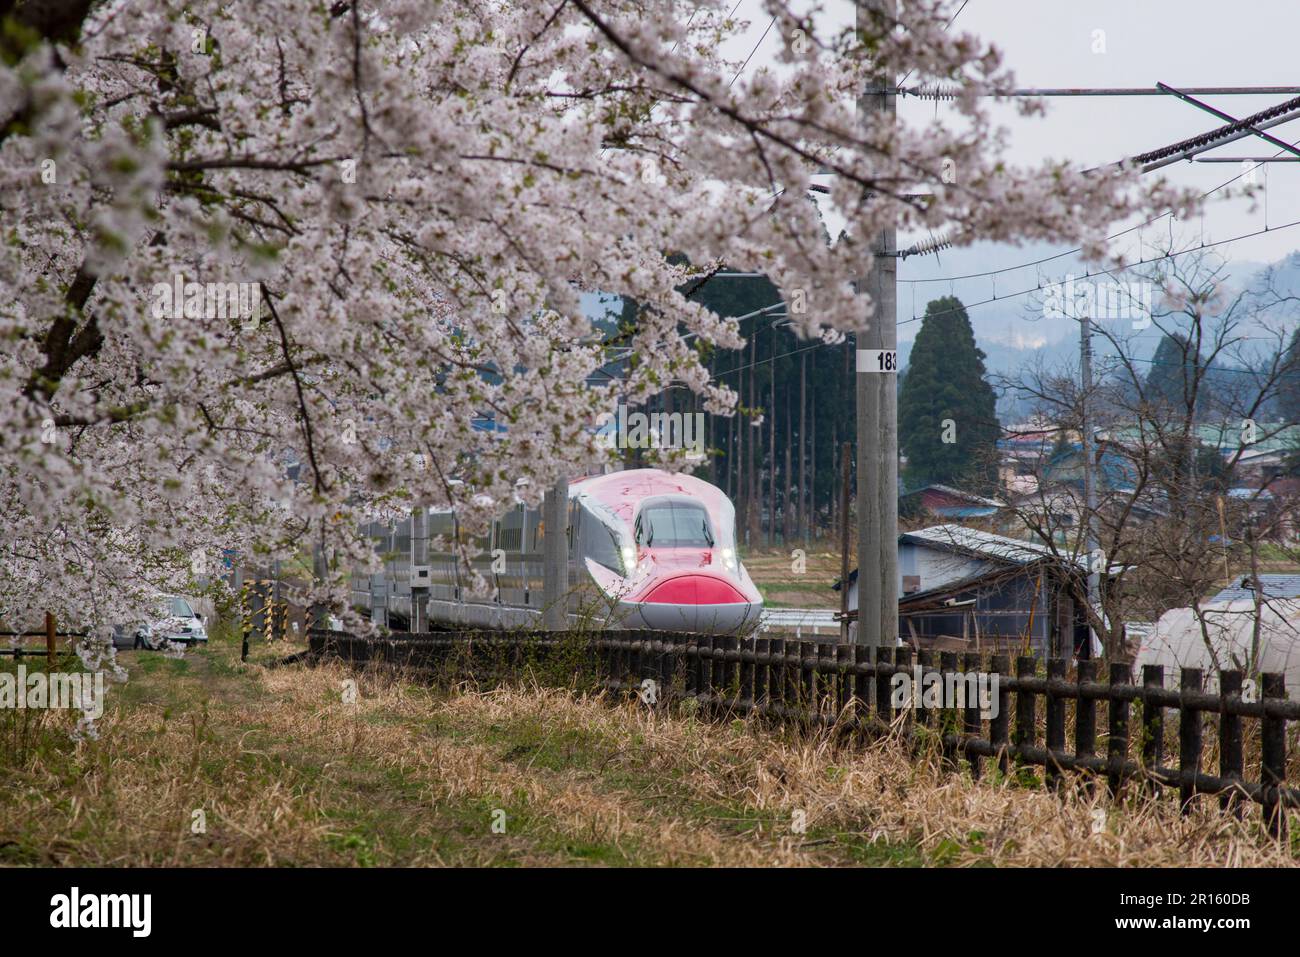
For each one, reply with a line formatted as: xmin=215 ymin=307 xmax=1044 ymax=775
xmin=643 ymin=210 xmax=1300 ymax=380
xmin=901 ymin=214 xmax=1300 ymax=326
xmin=898 ymin=85 xmax=1300 ymax=99
xmin=728 ymin=11 xmax=777 ymax=89
xmin=899 ymin=126 xmax=1300 ymax=285
xmin=1106 ymin=354 xmax=1300 ymax=380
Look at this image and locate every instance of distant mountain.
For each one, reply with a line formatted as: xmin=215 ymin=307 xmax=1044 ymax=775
xmin=896 ymin=244 xmax=1300 ymax=423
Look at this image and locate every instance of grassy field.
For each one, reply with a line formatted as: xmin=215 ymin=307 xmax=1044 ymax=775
xmin=1 ymin=629 xmax=1297 ymax=867
xmin=742 ymin=545 xmax=844 ymax=609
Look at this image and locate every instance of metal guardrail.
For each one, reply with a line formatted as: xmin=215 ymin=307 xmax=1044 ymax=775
xmin=758 ymin=607 xmax=838 ymax=635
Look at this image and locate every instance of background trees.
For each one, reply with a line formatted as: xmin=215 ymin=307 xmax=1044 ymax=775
xmin=898 ymin=296 xmax=1001 ymax=493
xmin=1003 ymin=249 xmax=1300 ymax=663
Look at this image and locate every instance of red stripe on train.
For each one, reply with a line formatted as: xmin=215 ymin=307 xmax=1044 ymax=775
xmin=640 ymin=575 xmax=748 ymax=605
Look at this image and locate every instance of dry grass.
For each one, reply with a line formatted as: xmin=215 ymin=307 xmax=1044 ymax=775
xmin=1 ymin=636 xmax=1296 ymax=867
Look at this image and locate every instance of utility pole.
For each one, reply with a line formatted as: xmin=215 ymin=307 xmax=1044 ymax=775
xmin=1080 ymin=315 xmax=1098 ymax=658
xmin=542 ymin=478 xmax=569 ymax=630
xmin=856 ymin=0 xmax=898 ymax=650
xmin=839 ymin=440 xmax=852 ymax=644
xmin=800 ymin=353 xmax=807 ymax=546
xmin=310 ymin=528 xmax=329 ymax=631
xmin=411 ymin=505 xmax=429 ymax=633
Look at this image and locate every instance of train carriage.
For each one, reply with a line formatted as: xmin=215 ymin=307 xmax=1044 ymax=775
xmin=351 ymin=468 xmax=762 ymax=634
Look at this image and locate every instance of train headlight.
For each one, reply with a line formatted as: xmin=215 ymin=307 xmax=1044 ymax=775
xmin=621 ymin=546 xmax=636 ymax=570
xmin=721 ymin=547 xmax=737 ymax=571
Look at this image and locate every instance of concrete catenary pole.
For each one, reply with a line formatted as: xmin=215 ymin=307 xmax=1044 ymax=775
xmin=542 ymin=478 xmax=569 ymax=630
xmin=855 ymin=0 xmax=898 ymax=650
xmin=1080 ymin=314 xmax=1098 ymax=657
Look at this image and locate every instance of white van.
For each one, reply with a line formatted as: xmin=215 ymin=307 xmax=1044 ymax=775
xmin=112 ymin=595 xmax=209 ymax=649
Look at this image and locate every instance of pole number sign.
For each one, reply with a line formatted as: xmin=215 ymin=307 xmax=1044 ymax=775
xmin=857 ymin=349 xmax=898 ymax=373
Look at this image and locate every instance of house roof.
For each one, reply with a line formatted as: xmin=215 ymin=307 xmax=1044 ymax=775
xmin=833 ymin=524 xmax=1090 ymax=590
xmin=1210 ymin=574 xmax=1300 ymax=603
xmin=901 ymin=483 xmax=1006 ymax=509
xmin=899 ymin=524 xmax=1090 ymax=569
xmin=1043 ymin=442 xmax=1140 ymax=492
xmin=1103 ymin=423 xmax=1300 ymax=455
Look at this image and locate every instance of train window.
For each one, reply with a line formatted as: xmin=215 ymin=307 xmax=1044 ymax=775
xmin=636 ymin=500 xmax=714 ymax=548
xmin=579 ymin=502 xmax=625 ymax=575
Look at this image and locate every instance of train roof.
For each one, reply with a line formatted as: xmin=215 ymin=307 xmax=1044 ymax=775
xmin=570 ymin=469 xmax=728 ymax=525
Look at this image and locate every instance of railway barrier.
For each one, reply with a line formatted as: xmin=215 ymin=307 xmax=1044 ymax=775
xmin=309 ymin=629 xmax=1300 ymax=836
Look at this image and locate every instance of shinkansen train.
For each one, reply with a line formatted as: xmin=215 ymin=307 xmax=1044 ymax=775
xmin=351 ymin=469 xmax=763 ymax=634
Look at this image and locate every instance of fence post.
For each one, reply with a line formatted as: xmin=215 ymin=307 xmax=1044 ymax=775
xmin=1141 ymin=664 xmax=1164 ymax=796
xmin=798 ymin=641 xmax=815 ymax=721
xmin=729 ymin=636 xmax=745 ymax=710
xmin=1218 ymin=670 xmax=1244 ymax=815
xmin=1075 ymin=659 xmax=1097 ymax=795
xmin=896 ymin=646 xmax=914 ymax=741
xmin=1014 ymin=657 xmax=1036 ymax=773
xmin=836 ymin=643 xmax=852 ymax=723
xmin=692 ymin=636 xmax=709 ymax=708
xmin=1178 ymin=668 xmax=1203 ymax=813
xmin=1107 ymin=662 xmax=1131 ymax=799
xmin=784 ymin=637 xmax=801 ymax=717
xmin=659 ymin=636 xmax=676 ymax=704
xmin=703 ymin=636 xmax=719 ymax=715
xmin=753 ymin=637 xmax=770 ymax=715
xmin=989 ymin=654 xmax=1010 ymax=777
xmin=1045 ymin=658 xmax=1067 ymax=790
xmin=916 ymin=650 xmax=935 ymax=732
xmin=739 ymin=636 xmax=755 ymax=714
xmin=630 ymin=636 xmax=644 ymax=696
xmin=960 ymin=651 xmax=981 ymax=779
xmin=848 ymin=644 xmax=865 ymax=731
xmin=768 ymin=637 xmax=785 ymax=718
xmin=45 ymin=612 xmax=56 ymax=666
xmin=875 ymin=647 xmax=894 ymax=731
xmin=1261 ymin=672 xmax=1288 ymax=839
xmin=938 ymin=651 xmax=958 ymax=768
xmin=817 ymin=641 xmax=835 ymax=720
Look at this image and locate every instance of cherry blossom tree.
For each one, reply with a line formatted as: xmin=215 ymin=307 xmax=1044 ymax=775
xmin=0 ymin=0 xmax=1199 ymax=652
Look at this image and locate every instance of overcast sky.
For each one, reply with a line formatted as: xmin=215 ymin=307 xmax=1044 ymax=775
xmin=719 ymin=0 xmax=1300 ymax=339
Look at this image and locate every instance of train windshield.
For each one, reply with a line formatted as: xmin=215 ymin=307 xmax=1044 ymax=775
xmin=636 ymin=500 xmax=714 ymax=548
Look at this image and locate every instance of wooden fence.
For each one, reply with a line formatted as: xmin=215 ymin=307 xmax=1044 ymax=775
xmin=0 ymin=613 xmax=86 ymax=663
xmin=309 ymin=629 xmax=1300 ymax=836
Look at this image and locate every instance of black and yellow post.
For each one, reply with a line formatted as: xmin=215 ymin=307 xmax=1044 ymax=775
xmin=263 ymin=582 xmax=273 ymax=645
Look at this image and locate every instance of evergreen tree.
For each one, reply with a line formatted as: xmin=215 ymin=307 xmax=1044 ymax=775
xmin=1144 ymin=332 xmax=1211 ymax=416
xmin=898 ymin=296 xmax=1001 ymax=492
xmin=1280 ymin=327 xmax=1300 ymax=424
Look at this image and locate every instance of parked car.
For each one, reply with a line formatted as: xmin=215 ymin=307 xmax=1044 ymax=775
xmin=112 ymin=595 xmax=209 ymax=650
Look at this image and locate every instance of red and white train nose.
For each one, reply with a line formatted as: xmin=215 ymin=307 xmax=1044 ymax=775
xmin=621 ymin=570 xmax=759 ymax=633
xmin=640 ymin=574 xmax=748 ymax=605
